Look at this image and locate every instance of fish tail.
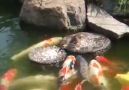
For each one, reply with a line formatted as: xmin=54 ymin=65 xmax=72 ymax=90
xmin=122 ymin=86 xmax=129 ymax=90
xmin=0 ymin=84 xmax=8 ymax=90
xmin=74 ymin=80 xmax=87 ymax=90
xmin=0 ymin=69 xmax=17 ymax=90
xmin=75 ymin=83 xmax=82 ymax=90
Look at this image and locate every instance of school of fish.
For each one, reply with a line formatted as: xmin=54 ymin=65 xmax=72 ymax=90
xmin=58 ymin=55 xmax=115 ymax=90
xmin=0 ymin=37 xmax=128 ymax=90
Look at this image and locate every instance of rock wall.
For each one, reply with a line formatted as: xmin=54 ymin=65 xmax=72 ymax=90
xmin=19 ymin=0 xmax=86 ymax=31
xmin=87 ymin=4 xmax=129 ymax=39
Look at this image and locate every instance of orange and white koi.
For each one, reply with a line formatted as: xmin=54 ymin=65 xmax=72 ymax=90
xmin=62 ymin=55 xmax=76 ymax=68
xmin=0 ymin=69 xmax=17 ymax=90
xmin=58 ymin=55 xmax=78 ymax=87
xmin=11 ymin=37 xmax=62 ymax=61
xmin=75 ymin=59 xmax=108 ymax=90
xmin=88 ymin=60 xmax=104 ymax=87
xmin=89 ymin=60 xmax=109 ymax=90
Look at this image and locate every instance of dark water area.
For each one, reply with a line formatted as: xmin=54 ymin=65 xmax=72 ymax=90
xmin=0 ymin=1 xmax=129 ymax=90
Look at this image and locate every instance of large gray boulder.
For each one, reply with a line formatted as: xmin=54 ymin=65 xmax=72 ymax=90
xmin=87 ymin=4 xmax=129 ymax=39
xmin=19 ymin=0 xmax=86 ymax=31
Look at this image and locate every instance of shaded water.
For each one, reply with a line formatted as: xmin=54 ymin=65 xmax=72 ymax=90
xmin=0 ymin=2 xmax=129 ymax=90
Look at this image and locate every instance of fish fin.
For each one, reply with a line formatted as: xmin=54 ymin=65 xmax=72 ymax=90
xmin=59 ymin=84 xmax=70 ymax=90
xmin=59 ymin=67 xmax=67 ymax=76
xmin=75 ymin=83 xmax=82 ymax=90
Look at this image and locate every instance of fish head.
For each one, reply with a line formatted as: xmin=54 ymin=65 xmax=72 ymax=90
xmin=58 ymin=55 xmax=78 ymax=86
xmin=62 ymin=55 xmax=76 ymax=69
xmin=96 ymin=55 xmax=111 ymax=66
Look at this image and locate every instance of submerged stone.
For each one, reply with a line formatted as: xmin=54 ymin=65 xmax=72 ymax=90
xmin=29 ymin=46 xmax=67 ymax=65
xmin=59 ymin=32 xmax=111 ymax=54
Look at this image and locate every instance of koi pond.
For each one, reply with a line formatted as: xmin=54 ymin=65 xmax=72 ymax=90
xmin=0 ymin=2 xmax=129 ymax=90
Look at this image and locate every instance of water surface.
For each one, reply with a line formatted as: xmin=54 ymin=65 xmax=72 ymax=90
xmin=0 ymin=2 xmax=129 ymax=90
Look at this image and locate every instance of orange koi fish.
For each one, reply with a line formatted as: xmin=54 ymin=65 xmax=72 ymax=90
xmin=122 ymin=86 xmax=129 ymax=90
xmin=96 ymin=56 xmax=127 ymax=77
xmin=96 ymin=55 xmax=112 ymax=66
xmin=0 ymin=69 xmax=17 ymax=90
xmin=96 ymin=55 xmax=118 ymax=77
xmin=58 ymin=55 xmax=78 ymax=89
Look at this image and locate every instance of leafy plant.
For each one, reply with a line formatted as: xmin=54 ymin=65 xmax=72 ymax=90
xmin=114 ymin=0 xmax=129 ymax=15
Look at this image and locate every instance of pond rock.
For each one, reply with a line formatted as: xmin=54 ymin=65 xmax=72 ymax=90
xmin=29 ymin=46 xmax=67 ymax=65
xmin=19 ymin=0 xmax=25 ymax=3
xmin=19 ymin=0 xmax=86 ymax=31
xmin=87 ymin=4 xmax=129 ymax=39
xmin=60 ymin=32 xmax=111 ymax=55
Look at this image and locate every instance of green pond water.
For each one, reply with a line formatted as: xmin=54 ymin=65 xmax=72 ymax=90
xmin=0 ymin=2 xmax=129 ymax=90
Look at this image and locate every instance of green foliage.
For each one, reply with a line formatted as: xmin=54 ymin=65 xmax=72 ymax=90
xmin=112 ymin=0 xmax=129 ymax=15
xmin=86 ymin=0 xmax=129 ymax=15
